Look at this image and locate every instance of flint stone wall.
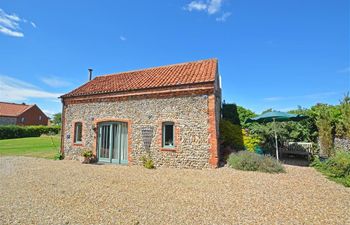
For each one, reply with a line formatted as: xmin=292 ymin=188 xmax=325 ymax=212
xmin=334 ymin=138 xmax=350 ymax=152
xmin=63 ymin=95 xmax=212 ymax=168
xmin=0 ymin=117 xmax=16 ymax=125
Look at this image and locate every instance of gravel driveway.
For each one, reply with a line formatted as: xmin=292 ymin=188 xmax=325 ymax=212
xmin=0 ymin=157 xmax=349 ymax=225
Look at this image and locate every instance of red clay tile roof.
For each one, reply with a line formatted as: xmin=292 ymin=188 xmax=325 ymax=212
xmin=0 ymin=102 xmax=33 ymax=117
xmin=62 ymin=58 xmax=217 ymax=98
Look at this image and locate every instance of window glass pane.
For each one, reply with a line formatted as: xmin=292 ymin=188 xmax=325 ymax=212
xmin=163 ymin=123 xmax=174 ymax=147
xmin=74 ymin=122 xmax=82 ymax=143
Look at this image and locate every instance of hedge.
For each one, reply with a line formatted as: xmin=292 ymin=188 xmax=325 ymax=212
xmin=0 ymin=125 xmax=61 ymax=140
xmin=222 ymin=103 xmax=241 ymax=125
xmin=219 ymin=119 xmax=244 ymax=150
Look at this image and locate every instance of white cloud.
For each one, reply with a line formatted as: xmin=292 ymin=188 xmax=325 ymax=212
xmin=0 ymin=75 xmax=63 ymax=102
xmin=120 ymin=35 xmax=127 ymax=41
xmin=0 ymin=8 xmax=36 ymax=37
xmin=42 ymin=109 xmax=59 ymax=118
xmin=184 ymin=0 xmax=223 ymax=14
xmin=184 ymin=0 xmax=230 ymax=21
xmin=185 ymin=1 xmax=208 ymax=12
xmin=216 ymin=12 xmax=231 ymax=22
xmin=5 ymin=13 xmax=20 ymax=22
xmin=0 ymin=26 xmax=23 ymax=37
xmin=40 ymin=76 xmax=71 ymax=88
xmin=264 ymin=96 xmax=284 ymax=101
xmin=0 ymin=9 xmax=23 ymax=37
xmin=277 ymin=107 xmax=297 ymax=112
xmin=263 ymin=92 xmax=340 ymax=102
xmin=207 ymin=0 xmax=222 ymax=14
xmin=30 ymin=21 xmax=36 ymax=28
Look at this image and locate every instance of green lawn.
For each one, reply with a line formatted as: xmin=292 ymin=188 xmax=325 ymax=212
xmin=0 ymin=136 xmax=61 ymax=159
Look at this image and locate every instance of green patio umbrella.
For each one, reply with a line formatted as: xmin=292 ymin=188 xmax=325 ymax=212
xmin=246 ymin=111 xmax=308 ymax=160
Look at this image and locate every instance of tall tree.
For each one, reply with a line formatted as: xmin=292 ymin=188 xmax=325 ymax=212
xmin=51 ymin=113 xmax=62 ymax=126
xmin=313 ymin=104 xmax=335 ymax=156
xmin=237 ymin=106 xmax=257 ymax=128
xmin=340 ymin=93 xmax=350 ymax=139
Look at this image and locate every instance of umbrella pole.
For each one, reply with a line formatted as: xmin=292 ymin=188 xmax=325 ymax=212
xmin=273 ymin=118 xmax=279 ymax=161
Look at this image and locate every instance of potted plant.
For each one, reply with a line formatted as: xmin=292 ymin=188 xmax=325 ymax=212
xmin=80 ymin=150 xmax=96 ymax=164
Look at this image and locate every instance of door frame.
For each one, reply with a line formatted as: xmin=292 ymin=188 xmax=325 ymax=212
xmin=97 ymin=121 xmax=128 ymax=164
xmin=93 ymin=118 xmax=132 ymax=165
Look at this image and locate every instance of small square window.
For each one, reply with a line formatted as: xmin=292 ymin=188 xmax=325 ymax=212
xmin=162 ymin=122 xmax=174 ymax=148
xmin=39 ymin=116 xmax=42 ymax=120
xmin=21 ymin=117 xmax=25 ymax=123
xmin=74 ymin=122 xmax=82 ymax=143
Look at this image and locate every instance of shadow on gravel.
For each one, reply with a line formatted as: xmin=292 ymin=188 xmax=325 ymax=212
xmin=281 ymin=154 xmax=310 ymax=167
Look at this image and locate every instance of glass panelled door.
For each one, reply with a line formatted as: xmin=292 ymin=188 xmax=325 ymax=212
xmin=98 ymin=124 xmax=111 ymax=162
xmin=98 ymin=122 xmax=128 ymax=164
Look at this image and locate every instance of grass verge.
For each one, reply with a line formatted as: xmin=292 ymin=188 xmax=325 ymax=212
xmin=0 ymin=136 xmax=60 ymax=159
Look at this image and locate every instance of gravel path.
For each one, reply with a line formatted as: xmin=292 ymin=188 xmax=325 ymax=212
xmin=0 ymin=157 xmax=349 ymax=225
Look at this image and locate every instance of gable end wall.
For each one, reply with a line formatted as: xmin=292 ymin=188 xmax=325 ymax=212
xmin=17 ymin=105 xmax=48 ymax=126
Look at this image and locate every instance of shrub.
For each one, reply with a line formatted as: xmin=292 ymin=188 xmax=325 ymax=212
xmin=219 ymin=120 xmax=244 ymax=150
xmin=228 ymin=151 xmax=261 ymax=171
xmin=228 ymin=151 xmax=285 ymax=173
xmin=80 ymin=150 xmax=96 ymax=164
xmin=0 ymin=125 xmax=61 ymax=140
xmin=258 ymin=156 xmax=285 ymax=173
xmin=140 ymin=155 xmax=155 ymax=169
xmin=312 ymin=151 xmax=350 ymax=187
xmin=54 ymin=151 xmax=64 ymax=160
xmin=82 ymin=150 xmax=93 ymax=158
xmin=310 ymin=155 xmax=322 ymax=167
xmin=242 ymin=129 xmax=261 ymax=152
xmin=324 ymin=151 xmax=350 ymax=178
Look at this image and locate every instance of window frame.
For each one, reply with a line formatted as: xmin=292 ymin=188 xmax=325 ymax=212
xmin=162 ymin=122 xmax=175 ymax=149
xmin=74 ymin=122 xmax=83 ymax=144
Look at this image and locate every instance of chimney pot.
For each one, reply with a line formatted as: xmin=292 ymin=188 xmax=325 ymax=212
xmin=88 ymin=68 xmax=93 ymax=81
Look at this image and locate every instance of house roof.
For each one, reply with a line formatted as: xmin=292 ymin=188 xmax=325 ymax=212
xmin=62 ymin=58 xmax=218 ymax=98
xmin=0 ymin=102 xmax=34 ymax=117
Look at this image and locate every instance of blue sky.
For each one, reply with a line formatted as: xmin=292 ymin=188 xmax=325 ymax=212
xmin=0 ymin=0 xmax=349 ymax=117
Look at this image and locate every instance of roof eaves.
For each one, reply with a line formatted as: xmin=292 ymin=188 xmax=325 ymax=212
xmin=62 ymin=80 xmax=215 ymax=98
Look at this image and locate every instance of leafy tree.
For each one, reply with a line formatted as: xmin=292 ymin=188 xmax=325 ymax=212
xmin=339 ymin=93 xmax=350 ymax=139
xmin=288 ymin=106 xmax=318 ymax=142
xmin=312 ymin=104 xmax=335 ymax=156
xmin=230 ymin=96 xmax=349 ymax=157
xmin=248 ymin=122 xmax=289 ymax=155
xmin=237 ymin=106 xmax=257 ymax=128
xmin=261 ymin=108 xmax=273 ymax=114
xmin=51 ymin=113 xmax=62 ymax=126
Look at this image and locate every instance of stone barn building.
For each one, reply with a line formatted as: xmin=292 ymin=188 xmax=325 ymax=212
xmin=0 ymin=102 xmax=49 ymax=126
xmin=60 ymin=59 xmax=222 ymax=168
